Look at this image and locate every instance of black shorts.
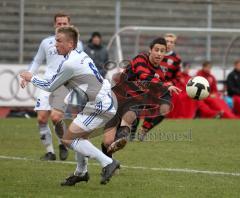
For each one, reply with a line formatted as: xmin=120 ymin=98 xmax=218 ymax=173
xmin=104 ymin=91 xmax=172 ymax=129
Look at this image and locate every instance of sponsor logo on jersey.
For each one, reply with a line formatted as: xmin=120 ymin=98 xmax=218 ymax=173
xmin=167 ymin=59 xmax=174 ymax=65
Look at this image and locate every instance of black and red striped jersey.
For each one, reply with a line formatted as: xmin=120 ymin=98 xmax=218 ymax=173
xmin=126 ymin=52 xmax=166 ymax=83
xmin=111 ymin=52 xmax=169 ymax=118
xmin=160 ymin=51 xmax=182 ymax=85
xmin=124 ymin=52 xmax=170 ymax=97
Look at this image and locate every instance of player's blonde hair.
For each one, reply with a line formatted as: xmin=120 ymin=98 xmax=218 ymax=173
xmin=164 ymin=33 xmax=177 ymax=41
xmin=57 ymin=26 xmax=79 ymax=48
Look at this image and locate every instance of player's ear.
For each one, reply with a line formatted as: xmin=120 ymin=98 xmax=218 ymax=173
xmin=69 ymin=40 xmax=74 ymax=48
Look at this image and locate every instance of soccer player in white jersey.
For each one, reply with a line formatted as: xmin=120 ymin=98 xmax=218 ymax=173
xmin=21 ymin=13 xmax=84 ymax=161
xmin=20 ymin=26 xmax=120 ymax=185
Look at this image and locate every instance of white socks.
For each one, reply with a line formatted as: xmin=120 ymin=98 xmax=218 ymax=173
xmin=38 ymin=124 xmax=54 ymax=153
xmin=71 ymin=138 xmax=113 ymax=167
xmin=75 ymin=152 xmax=88 ymax=175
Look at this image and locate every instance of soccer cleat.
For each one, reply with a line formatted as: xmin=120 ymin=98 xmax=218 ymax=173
xmin=59 ymin=144 xmax=68 ymax=161
xmin=107 ymin=138 xmax=127 ymax=154
xmin=100 ymin=159 xmax=120 ymax=185
xmin=138 ymin=132 xmax=147 ymax=142
xmin=61 ymin=172 xmax=89 ymax=186
xmin=107 ymin=126 xmax=130 ymax=154
xmin=138 ymin=128 xmax=148 ymax=142
xmin=40 ymin=152 xmax=56 ymax=161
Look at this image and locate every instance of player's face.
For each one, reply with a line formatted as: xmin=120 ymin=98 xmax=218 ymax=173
xmin=203 ymin=64 xmax=212 ymax=73
xmin=149 ymin=44 xmax=166 ymax=66
xmin=55 ymin=33 xmax=73 ymax=55
xmin=54 ymin=17 xmax=70 ymax=29
xmin=165 ymin=36 xmax=176 ymax=52
xmin=235 ymin=62 xmax=240 ymax=72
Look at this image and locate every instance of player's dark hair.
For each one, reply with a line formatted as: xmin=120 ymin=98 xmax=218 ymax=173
xmin=54 ymin=12 xmax=70 ymax=23
xmin=149 ymin=37 xmax=167 ymax=49
xmin=202 ymin=60 xmax=211 ymax=68
xmin=57 ymin=26 xmax=79 ymax=48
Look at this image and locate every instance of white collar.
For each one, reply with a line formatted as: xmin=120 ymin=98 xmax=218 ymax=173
xmin=165 ymin=51 xmax=173 ymax=56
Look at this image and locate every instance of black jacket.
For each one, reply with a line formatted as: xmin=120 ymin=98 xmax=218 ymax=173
xmin=84 ymin=43 xmax=108 ymax=77
xmin=227 ymin=69 xmax=240 ymax=96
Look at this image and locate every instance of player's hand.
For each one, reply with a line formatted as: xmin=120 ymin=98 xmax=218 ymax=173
xmin=20 ymin=79 xmax=28 ymax=88
xmin=20 ymin=71 xmax=33 ymax=82
xmin=210 ymin=93 xmax=216 ymax=98
xmin=168 ymin=85 xmax=182 ymax=95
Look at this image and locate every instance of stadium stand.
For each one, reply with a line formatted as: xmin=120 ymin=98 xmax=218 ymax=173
xmin=0 ymin=0 xmax=240 ymax=65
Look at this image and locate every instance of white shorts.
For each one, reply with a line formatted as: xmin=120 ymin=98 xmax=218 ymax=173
xmin=34 ymin=89 xmax=51 ymax=111
xmin=34 ymin=86 xmax=69 ymax=112
xmin=73 ymin=93 xmax=116 ymax=132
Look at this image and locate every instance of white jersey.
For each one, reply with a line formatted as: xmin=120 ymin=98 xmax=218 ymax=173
xmin=31 ymin=50 xmax=116 ymax=131
xmin=31 ymin=50 xmax=111 ymax=102
xmin=28 ymin=35 xmax=84 ymax=80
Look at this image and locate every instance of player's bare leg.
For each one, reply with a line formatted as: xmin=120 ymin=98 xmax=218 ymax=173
xmin=107 ymin=111 xmax=137 ymax=154
xmin=139 ymin=104 xmax=170 ymax=141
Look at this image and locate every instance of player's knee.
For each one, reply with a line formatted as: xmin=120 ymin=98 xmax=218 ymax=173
xmin=50 ymin=109 xmax=64 ymax=125
xmin=122 ymin=111 xmax=137 ymax=127
xmin=37 ymin=114 xmax=49 ymax=125
xmin=50 ymin=114 xmax=62 ymax=125
xmin=160 ymin=104 xmax=170 ymax=115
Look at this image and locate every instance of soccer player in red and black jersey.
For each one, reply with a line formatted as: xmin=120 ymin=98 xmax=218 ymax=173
xmin=101 ymin=37 xmax=181 ymax=155
xmin=131 ymin=33 xmax=182 ymax=141
xmin=161 ymin=33 xmax=182 ymax=85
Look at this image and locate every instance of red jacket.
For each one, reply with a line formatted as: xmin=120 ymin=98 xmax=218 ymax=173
xmin=175 ymin=72 xmax=191 ymax=91
xmin=196 ymin=69 xmax=218 ymax=94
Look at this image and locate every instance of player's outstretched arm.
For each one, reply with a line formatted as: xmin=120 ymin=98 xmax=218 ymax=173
xmin=20 ymin=64 xmax=73 ymax=92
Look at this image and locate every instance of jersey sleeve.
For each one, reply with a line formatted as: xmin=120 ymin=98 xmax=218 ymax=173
xmin=31 ymin=61 xmax=73 ymax=92
xmin=28 ymin=40 xmax=46 ymax=74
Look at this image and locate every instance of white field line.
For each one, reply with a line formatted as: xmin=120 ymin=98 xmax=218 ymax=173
xmin=0 ymin=155 xmax=240 ymax=177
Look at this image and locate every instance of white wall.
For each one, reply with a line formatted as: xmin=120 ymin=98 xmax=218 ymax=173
xmin=0 ymin=64 xmax=45 ymax=107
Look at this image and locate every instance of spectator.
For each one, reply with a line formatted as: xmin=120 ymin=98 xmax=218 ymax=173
xmin=84 ymin=32 xmax=109 ymax=77
xmin=168 ymin=62 xmax=198 ymax=118
xmin=196 ymin=61 xmax=237 ymax=118
xmin=226 ymin=59 xmax=240 ymax=116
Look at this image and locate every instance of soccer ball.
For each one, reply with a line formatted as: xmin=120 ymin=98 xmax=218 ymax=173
xmin=186 ymin=76 xmax=210 ymax=100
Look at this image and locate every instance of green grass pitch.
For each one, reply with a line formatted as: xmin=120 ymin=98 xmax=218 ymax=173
xmin=0 ymin=118 xmax=239 ymax=198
